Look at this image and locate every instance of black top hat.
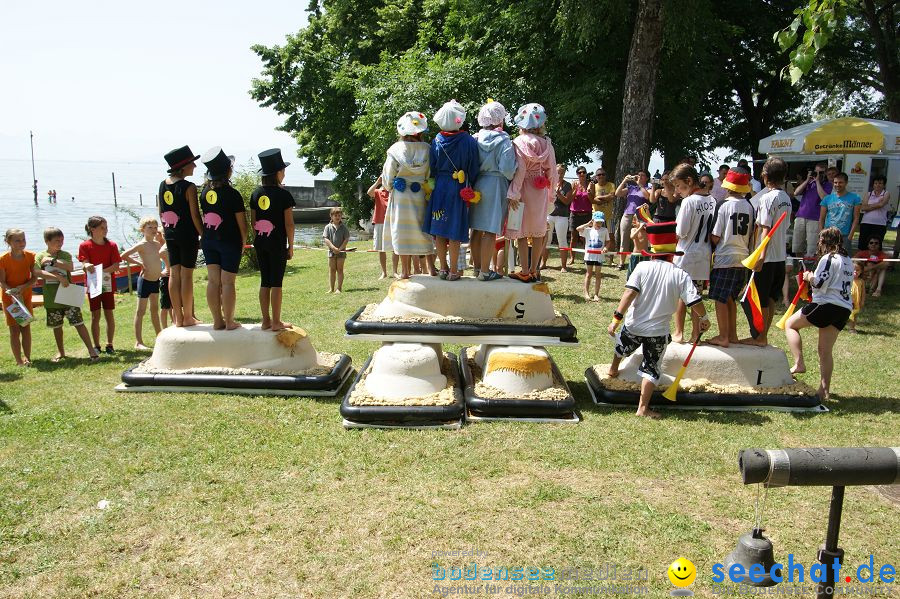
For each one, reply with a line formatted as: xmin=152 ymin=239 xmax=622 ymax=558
xmin=258 ymin=148 xmax=291 ymax=176
xmin=201 ymin=146 xmax=235 ymax=180
xmin=164 ymin=145 xmax=200 ymax=173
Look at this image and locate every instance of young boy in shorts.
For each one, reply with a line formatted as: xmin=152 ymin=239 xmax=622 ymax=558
xmin=607 ymin=221 xmax=711 ymax=419
xmin=708 ymin=167 xmax=755 ymax=347
xmin=323 ymin=207 xmax=350 ymax=293
xmin=35 ymin=228 xmax=99 ymax=362
xmin=121 ymin=217 xmax=163 ymax=349
xmin=745 ymin=157 xmax=792 ymax=346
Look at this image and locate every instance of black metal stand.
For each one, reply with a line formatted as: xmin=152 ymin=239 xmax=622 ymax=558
xmin=815 ymin=486 xmax=845 ymax=599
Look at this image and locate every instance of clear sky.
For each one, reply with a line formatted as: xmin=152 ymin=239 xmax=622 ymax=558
xmin=0 ymin=1 xmax=724 ymax=183
xmin=0 ymin=0 xmax=328 ymax=184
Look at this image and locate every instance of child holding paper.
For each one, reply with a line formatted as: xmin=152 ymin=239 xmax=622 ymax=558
xmin=0 ymin=229 xmax=37 ymax=366
xmin=35 ymin=227 xmax=99 ymax=362
xmin=78 ymin=216 xmax=121 ymax=355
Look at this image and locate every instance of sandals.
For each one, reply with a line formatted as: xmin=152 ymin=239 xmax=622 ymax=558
xmin=104 ymin=344 xmax=115 ymax=355
xmin=447 ymin=272 xmax=461 ymax=281
xmin=438 ymin=270 xmax=449 ymax=280
xmin=509 ymin=271 xmax=534 ymax=283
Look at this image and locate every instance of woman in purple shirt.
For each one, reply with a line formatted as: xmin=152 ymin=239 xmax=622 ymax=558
xmin=792 ymin=163 xmax=832 ymax=262
xmin=614 ymin=170 xmax=650 ymax=269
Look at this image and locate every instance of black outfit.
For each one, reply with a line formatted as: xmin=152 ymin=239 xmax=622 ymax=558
xmin=653 ymin=192 xmax=677 ymax=222
xmin=251 ymin=185 xmax=296 ymax=288
xmin=200 ymin=184 xmax=246 ymax=274
xmin=549 ymin=181 xmax=572 ymax=217
xmin=159 ymin=179 xmax=200 ymax=268
xmin=755 ymin=261 xmax=786 ymax=306
xmin=801 ymin=302 xmax=851 ymax=331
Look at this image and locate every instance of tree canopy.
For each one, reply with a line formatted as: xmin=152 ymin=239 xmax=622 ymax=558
xmin=251 ymin=0 xmax=874 ymax=219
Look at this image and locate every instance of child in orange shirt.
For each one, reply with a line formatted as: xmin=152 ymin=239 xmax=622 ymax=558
xmin=0 ymin=229 xmax=38 ymax=366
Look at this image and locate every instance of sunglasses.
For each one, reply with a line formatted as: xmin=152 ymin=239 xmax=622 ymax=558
xmin=868 ymin=241 xmax=880 ymax=245
xmin=597 ymin=173 xmax=607 ymax=177
xmin=577 ymin=171 xmax=587 ymax=175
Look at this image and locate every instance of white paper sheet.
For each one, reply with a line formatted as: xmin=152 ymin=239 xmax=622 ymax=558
xmin=507 ymin=203 xmax=523 ymax=231
xmin=86 ymin=268 xmax=103 ymax=298
xmin=53 ymin=283 xmax=86 ymax=308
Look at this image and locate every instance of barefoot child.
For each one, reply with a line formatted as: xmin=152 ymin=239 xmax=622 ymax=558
xmin=785 ymin=227 xmax=853 ymax=401
xmin=848 ymin=261 xmax=864 ymax=333
xmin=200 ymin=147 xmax=247 ymax=331
xmin=744 ymin=157 xmax=792 ymax=346
xmin=707 ymin=167 xmax=755 ymax=348
xmin=121 ymin=217 xmax=163 ymax=349
xmin=251 ymin=148 xmax=295 ymax=331
xmin=35 ymin=228 xmax=99 ymax=362
xmin=607 ymin=222 xmax=711 ymax=419
xmin=671 ymin=164 xmax=715 ymax=343
xmin=576 ymin=211 xmax=610 ymax=301
xmin=78 ymin=216 xmax=121 ymax=354
xmin=0 ymin=229 xmax=37 ymax=366
xmin=160 ymin=145 xmax=203 ymax=327
xmin=157 ymin=233 xmax=173 ymax=328
xmin=323 ymin=207 xmax=350 ymax=293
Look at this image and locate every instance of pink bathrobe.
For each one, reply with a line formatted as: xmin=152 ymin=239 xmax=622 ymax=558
xmin=506 ymin=132 xmax=558 ymax=239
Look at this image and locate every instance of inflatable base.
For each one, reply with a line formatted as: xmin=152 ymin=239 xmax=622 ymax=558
xmin=339 ymin=353 xmax=464 ymax=427
xmin=117 ymin=354 xmax=353 ymax=397
xmin=342 ymin=418 xmax=463 ymax=430
xmin=459 ymin=348 xmax=577 ymax=420
xmin=584 ymin=368 xmax=826 ymax=413
xmin=465 ymin=410 xmax=580 ymax=424
xmin=345 ymin=306 xmax=579 ymax=346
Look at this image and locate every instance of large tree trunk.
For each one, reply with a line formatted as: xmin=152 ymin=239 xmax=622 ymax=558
xmin=614 ymin=0 xmax=664 ymax=180
xmin=861 ymin=0 xmax=899 ymax=122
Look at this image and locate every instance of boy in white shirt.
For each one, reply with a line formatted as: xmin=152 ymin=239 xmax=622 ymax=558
xmin=668 ymin=164 xmax=716 ymax=343
xmin=576 ymin=211 xmax=610 ymax=301
xmin=607 ymin=221 xmax=711 ymax=419
xmin=707 ymin=167 xmax=755 ymax=347
xmin=744 ymin=157 xmax=792 ymax=346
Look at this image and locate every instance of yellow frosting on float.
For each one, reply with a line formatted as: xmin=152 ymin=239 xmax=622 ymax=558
xmin=531 ymin=282 xmax=550 ymax=295
xmin=276 ymin=326 xmax=308 ymax=348
xmin=486 ymin=353 xmax=552 ymax=377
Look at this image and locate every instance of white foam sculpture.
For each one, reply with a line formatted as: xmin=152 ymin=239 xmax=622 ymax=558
xmin=365 ymin=343 xmax=447 ymax=400
xmin=370 ymin=276 xmax=556 ymax=322
xmin=476 ymin=345 xmax=554 ymax=394
xmin=146 ymin=324 xmax=319 ymax=372
xmin=617 ymin=344 xmax=795 ymax=387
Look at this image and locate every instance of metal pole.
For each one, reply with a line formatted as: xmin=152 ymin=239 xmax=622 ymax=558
xmin=139 ymin=193 xmax=142 ymax=206
xmin=30 ymin=131 xmax=37 ymax=205
xmin=815 ymin=486 xmax=845 ymax=599
xmin=112 ymin=172 xmax=117 ymax=206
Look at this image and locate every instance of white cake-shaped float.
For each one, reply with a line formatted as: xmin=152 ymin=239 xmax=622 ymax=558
xmin=369 ymin=276 xmax=556 ymax=322
xmin=475 ymin=345 xmax=554 ymax=394
xmin=365 ymin=343 xmax=446 ymax=400
xmin=615 ymin=344 xmax=795 ymax=388
xmin=144 ymin=324 xmax=323 ymax=373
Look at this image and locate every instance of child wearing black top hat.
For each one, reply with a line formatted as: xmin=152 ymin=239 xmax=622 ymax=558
xmin=200 ymin=147 xmax=248 ymax=331
xmin=251 ymin=148 xmax=296 ymax=331
xmin=160 ymin=145 xmax=204 ymax=327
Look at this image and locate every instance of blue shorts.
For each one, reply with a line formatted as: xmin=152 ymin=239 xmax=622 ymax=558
xmin=709 ymin=267 xmax=746 ymax=303
xmin=202 ymin=238 xmax=242 ymax=274
xmin=136 ymin=276 xmax=160 ymax=298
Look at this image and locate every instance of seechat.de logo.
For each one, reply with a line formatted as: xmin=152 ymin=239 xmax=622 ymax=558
xmin=712 ymin=554 xmax=896 ymax=585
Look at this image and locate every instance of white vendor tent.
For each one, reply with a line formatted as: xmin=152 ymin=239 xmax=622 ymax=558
xmin=759 ymin=117 xmax=900 ymax=210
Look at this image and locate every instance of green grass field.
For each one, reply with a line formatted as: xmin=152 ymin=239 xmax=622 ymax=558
xmin=1 ymin=244 xmax=898 ymax=598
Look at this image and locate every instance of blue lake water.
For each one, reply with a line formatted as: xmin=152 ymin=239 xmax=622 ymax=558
xmin=0 ymin=159 xmax=345 ymax=255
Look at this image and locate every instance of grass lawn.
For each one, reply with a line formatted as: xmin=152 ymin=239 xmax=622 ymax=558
xmin=1 ymin=244 xmax=898 ymax=598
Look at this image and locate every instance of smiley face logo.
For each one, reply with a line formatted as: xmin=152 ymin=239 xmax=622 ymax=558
xmin=205 ymin=190 xmax=218 ymax=205
xmin=668 ymin=558 xmax=696 ymax=588
xmin=163 ymin=190 xmax=174 ymax=205
xmin=258 ymin=195 xmax=271 ymax=211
